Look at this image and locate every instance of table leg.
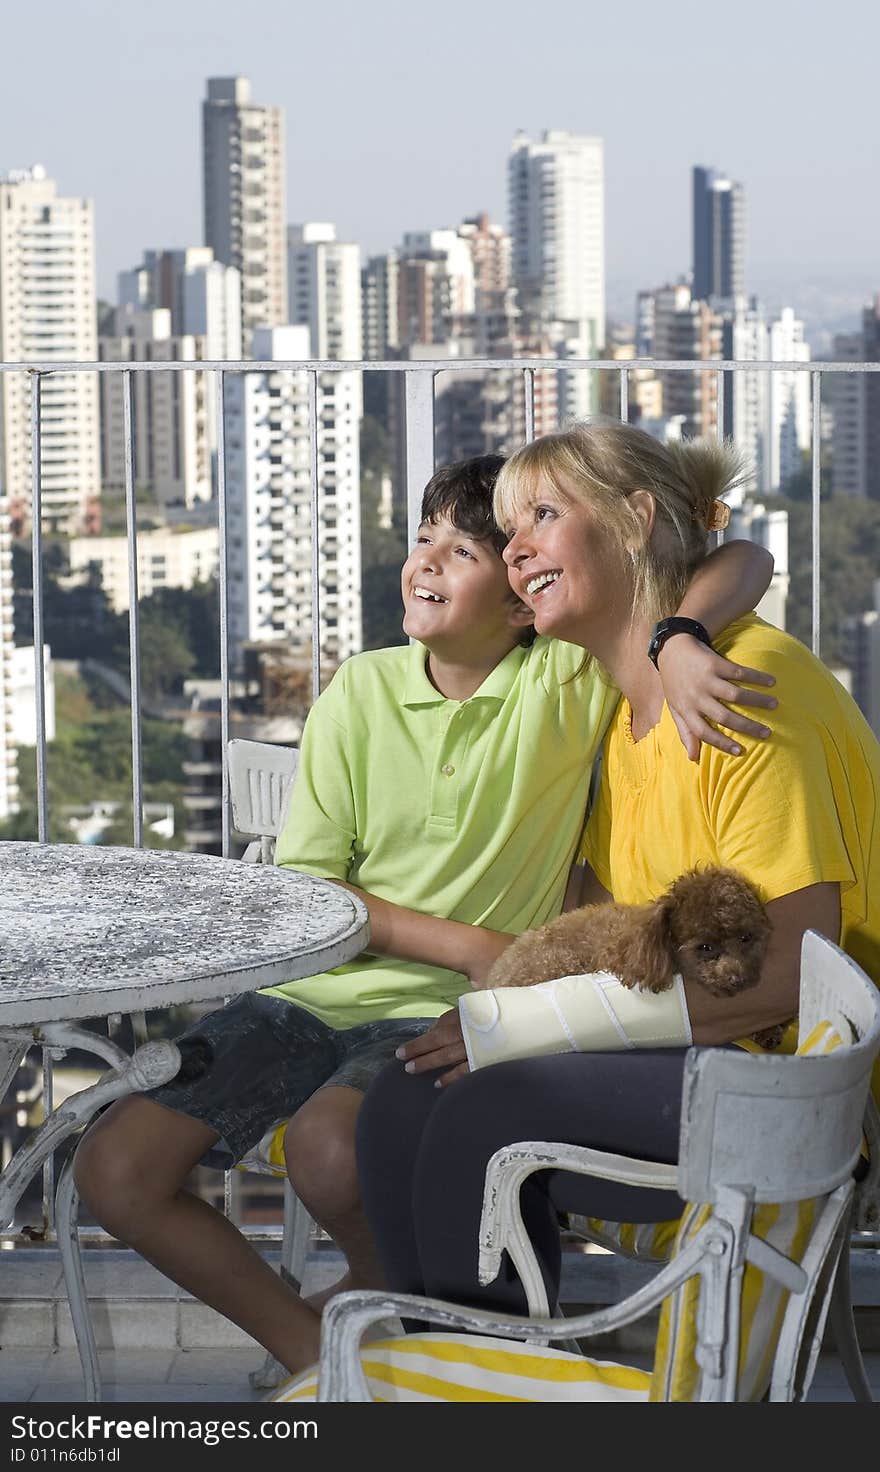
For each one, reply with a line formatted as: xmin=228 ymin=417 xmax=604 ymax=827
xmin=55 ymin=1153 xmax=102 ymax=1402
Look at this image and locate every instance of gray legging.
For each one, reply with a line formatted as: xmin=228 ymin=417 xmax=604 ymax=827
xmin=356 ymin=1049 xmax=689 ymax=1316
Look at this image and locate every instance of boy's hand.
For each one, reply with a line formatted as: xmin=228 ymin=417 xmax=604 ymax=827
xmin=395 ymin=1008 xmax=469 ymax=1088
xmin=657 ymin=635 xmax=778 ymax=762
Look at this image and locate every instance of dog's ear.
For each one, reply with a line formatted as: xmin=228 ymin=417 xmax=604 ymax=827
xmin=619 ymin=898 xmax=675 ymax=993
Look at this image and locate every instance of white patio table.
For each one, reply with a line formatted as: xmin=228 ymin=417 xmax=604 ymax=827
xmin=0 ymin=841 xmax=370 ymax=1232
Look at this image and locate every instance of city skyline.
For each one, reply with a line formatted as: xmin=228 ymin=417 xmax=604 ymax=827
xmin=0 ymin=0 xmax=877 ymax=339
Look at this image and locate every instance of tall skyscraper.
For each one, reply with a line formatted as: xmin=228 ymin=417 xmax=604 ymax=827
xmin=396 ymin=230 xmax=477 ymax=347
xmin=202 ymin=77 xmax=287 ymax=353
xmin=725 ymin=300 xmax=811 ymax=494
xmin=458 ymin=213 xmax=512 ymax=308
xmin=866 ymin=300 xmax=880 ymax=499
xmin=767 ymin=308 xmax=811 ymax=492
xmin=0 ymin=501 xmax=18 ymax=821
xmin=119 ymin=247 xmax=242 ymax=360
xmin=651 ymin=283 xmax=722 ymax=439
xmin=692 ymin=165 xmax=746 ymax=303
xmin=0 ymin=166 xmax=100 ymax=533
xmin=830 ymin=298 xmax=880 ymax=500
xmin=725 ymin=297 xmax=767 ymax=483
xmin=361 ymin=252 xmax=400 ymax=362
xmin=99 ymin=306 xmax=212 ymax=508
xmin=286 ymin=224 xmax=361 ymax=651
xmin=508 ymin=130 xmax=605 ymax=355
xmin=728 ymin=498 xmax=790 ymax=631
xmin=117 ymin=247 xmax=241 ymax=487
xmin=225 ymin=326 xmax=362 ymax=669
xmin=287 ymin=224 xmax=362 ymax=360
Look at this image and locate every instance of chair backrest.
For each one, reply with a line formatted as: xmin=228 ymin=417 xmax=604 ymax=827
xmin=655 ymin=930 xmax=880 ymax=1401
xmin=678 ymin=931 xmax=880 ymax=1208
xmin=228 ymin=739 xmax=299 ymax=845
xmin=797 ymin=929 xmax=880 ymax=1232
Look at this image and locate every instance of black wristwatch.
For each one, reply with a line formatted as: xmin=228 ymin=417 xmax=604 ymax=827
xmin=647 ymin=616 xmax=713 ymax=668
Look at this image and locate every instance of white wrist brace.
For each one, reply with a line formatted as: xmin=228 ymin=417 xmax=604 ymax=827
xmin=459 ymin=971 xmax=692 ymax=1072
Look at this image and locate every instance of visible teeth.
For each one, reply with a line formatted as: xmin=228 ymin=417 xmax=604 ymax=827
xmin=526 ymin=571 xmax=561 ymax=596
xmin=414 ymin=586 xmax=447 ymax=603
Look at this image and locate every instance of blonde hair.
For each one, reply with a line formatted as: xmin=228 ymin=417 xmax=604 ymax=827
xmin=494 ymin=421 xmax=749 ymax=621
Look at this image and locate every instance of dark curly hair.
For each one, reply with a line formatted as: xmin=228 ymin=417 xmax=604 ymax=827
xmin=419 ymin=454 xmax=508 ymax=556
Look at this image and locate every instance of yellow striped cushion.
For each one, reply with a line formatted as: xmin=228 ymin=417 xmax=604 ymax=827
xmin=270 ymin=1018 xmax=851 ymax=1404
xmin=271 ymin=1334 xmax=651 ymax=1403
xmin=571 ymin=1018 xmax=851 ymax=1267
xmin=235 ymin=1119 xmax=289 ymax=1178
xmin=649 ymin=1017 xmax=847 ymax=1402
xmin=648 ymin=1196 xmax=819 ymax=1401
xmin=570 ymin=1216 xmax=679 ymax=1262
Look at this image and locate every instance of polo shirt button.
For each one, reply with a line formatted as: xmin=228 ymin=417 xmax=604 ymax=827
xmin=441 ymin=763 xmax=455 ymax=776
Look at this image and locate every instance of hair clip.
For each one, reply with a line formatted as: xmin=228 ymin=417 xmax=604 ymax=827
xmin=705 ymin=499 xmax=731 ymax=531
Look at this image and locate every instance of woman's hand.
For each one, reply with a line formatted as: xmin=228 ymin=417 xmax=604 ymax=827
xmin=657 ymin=634 xmax=778 ymax=761
xmin=395 ymin=1008 xmax=469 ymax=1088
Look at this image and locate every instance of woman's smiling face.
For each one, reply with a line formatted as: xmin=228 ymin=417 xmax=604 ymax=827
xmin=501 ymin=480 xmax=625 ymax=642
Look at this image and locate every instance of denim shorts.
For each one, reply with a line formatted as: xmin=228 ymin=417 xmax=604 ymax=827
xmin=146 ymin=992 xmax=432 ymax=1168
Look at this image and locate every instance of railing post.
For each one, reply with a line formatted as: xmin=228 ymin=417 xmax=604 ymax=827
xmin=29 ymin=371 xmax=49 ymax=845
xmin=404 ymin=371 xmax=435 ymax=549
xmin=811 ymin=372 xmax=822 ymax=658
xmin=215 ymin=369 xmax=231 ymax=859
xmin=619 ymin=366 xmax=629 ymax=424
xmin=123 ymin=369 xmax=144 ymax=848
xmin=523 ymin=368 xmax=535 ymax=443
xmin=308 ymin=370 xmax=321 ymax=704
xmin=714 ymin=367 xmax=727 ymax=545
xmin=715 ymin=367 xmax=726 ymax=442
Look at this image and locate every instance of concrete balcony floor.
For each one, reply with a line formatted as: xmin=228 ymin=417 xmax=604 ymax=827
xmin=2 ymin=1243 xmax=879 ymax=1404
xmin=7 ymin=1347 xmax=879 ymax=1404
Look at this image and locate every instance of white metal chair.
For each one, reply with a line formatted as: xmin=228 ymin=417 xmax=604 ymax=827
xmin=228 ymin=737 xmax=299 ymax=867
xmin=275 ymin=931 xmax=880 ymax=1403
xmin=488 ymin=928 xmax=880 ymax=1400
xmin=56 ymin=737 xmax=313 ymax=1399
xmin=228 ymin=737 xmax=323 ymax=1390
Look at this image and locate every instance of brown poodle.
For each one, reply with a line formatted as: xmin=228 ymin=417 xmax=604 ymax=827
xmin=484 ymin=866 xmax=771 ymax=1001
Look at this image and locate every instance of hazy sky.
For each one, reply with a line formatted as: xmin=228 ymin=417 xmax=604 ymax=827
xmin=2 ymin=0 xmax=878 ymax=321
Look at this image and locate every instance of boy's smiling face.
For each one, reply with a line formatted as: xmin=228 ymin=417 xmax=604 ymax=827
xmin=401 ymin=514 xmax=531 ymax=660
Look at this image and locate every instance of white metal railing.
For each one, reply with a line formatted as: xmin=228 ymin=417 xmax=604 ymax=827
xmin=2 ymin=352 xmax=880 ymax=1246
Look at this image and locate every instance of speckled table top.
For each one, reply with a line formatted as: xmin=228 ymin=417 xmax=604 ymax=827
xmin=0 ymin=843 xmax=369 ymax=1027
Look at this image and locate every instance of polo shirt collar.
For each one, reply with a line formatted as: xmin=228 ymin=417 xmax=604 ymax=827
xmin=402 ymin=640 xmax=527 ymax=707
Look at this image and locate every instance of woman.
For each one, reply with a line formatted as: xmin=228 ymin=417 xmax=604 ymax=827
xmin=356 ymin=421 xmax=880 ymax=1316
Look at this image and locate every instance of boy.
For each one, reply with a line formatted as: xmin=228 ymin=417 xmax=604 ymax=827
xmin=74 ymin=454 xmax=772 ymax=1375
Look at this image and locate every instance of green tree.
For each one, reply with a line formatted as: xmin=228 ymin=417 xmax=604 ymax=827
xmin=13 ymin=541 xmax=220 ymax=689
xmin=0 ymin=673 xmax=189 ymax=845
xmin=137 ymin=581 xmax=220 ymax=678
xmin=764 ymin=494 xmax=880 ymax=663
xmin=13 ymin=544 xmax=124 ymax=658
xmin=776 ymin=447 xmax=834 ymax=503
xmin=134 ymin=615 xmax=197 ymax=699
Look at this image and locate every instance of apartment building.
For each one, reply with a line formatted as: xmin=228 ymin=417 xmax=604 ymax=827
xmin=224 ymin=326 xmax=362 ymax=669
xmin=0 ymin=166 xmax=100 ymax=532
xmin=202 ymin=77 xmax=287 ymax=353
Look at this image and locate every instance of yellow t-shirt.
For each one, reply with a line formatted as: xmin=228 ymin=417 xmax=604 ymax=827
xmin=581 ymin=616 xmax=880 ymax=1077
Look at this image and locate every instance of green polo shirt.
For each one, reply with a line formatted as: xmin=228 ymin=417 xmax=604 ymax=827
xmin=263 ymin=636 xmax=618 ymax=1028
